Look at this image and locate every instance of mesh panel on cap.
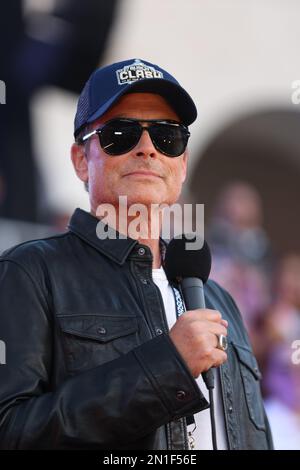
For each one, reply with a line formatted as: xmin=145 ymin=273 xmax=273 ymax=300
xmin=74 ymin=80 xmax=91 ymax=137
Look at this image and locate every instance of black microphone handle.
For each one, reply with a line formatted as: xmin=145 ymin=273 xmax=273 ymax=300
xmin=181 ymin=277 xmax=215 ymax=390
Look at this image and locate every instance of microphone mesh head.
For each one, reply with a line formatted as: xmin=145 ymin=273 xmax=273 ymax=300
xmin=164 ymin=234 xmax=211 ymax=283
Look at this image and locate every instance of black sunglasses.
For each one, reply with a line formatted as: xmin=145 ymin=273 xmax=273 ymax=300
xmin=77 ymin=118 xmax=190 ymax=157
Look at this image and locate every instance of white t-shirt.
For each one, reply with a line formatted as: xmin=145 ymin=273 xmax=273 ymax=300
xmin=152 ymin=266 xmax=228 ymax=450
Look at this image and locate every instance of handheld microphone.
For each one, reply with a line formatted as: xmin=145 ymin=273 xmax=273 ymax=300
xmin=164 ymin=234 xmax=214 ymax=389
xmin=164 ymin=234 xmax=218 ymax=450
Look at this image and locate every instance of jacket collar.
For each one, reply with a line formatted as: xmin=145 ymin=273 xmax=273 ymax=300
xmin=68 ymin=208 xmax=139 ymax=265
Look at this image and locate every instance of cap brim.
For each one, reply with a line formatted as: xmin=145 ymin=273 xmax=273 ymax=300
xmin=87 ymin=78 xmax=197 ymax=126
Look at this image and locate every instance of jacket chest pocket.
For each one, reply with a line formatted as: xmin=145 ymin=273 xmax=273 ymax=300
xmin=232 ymin=342 xmax=266 ymax=431
xmin=57 ymin=313 xmax=139 ymax=375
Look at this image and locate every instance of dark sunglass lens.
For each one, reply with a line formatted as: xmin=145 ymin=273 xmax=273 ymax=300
xmin=100 ymin=121 xmax=141 ymax=155
xmin=150 ymin=124 xmax=188 ymax=157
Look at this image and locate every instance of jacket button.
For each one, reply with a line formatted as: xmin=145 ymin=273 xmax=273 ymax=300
xmin=97 ymin=327 xmax=106 ymax=335
xmin=141 ymin=278 xmax=148 ymax=285
xmin=176 ymin=390 xmax=187 ymax=401
xmin=138 ymin=247 xmax=146 ymax=256
xmin=155 ymin=328 xmax=163 ymax=335
xmin=228 ymin=406 xmax=233 ymax=413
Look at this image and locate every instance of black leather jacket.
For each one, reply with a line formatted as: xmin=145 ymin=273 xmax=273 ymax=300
xmin=0 ymin=208 xmax=273 ymax=450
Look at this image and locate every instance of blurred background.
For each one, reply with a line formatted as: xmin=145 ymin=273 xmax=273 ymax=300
xmin=0 ymin=0 xmax=300 ymax=449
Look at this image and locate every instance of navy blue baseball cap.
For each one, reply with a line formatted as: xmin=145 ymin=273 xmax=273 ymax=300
xmin=74 ymin=58 xmax=197 ymax=138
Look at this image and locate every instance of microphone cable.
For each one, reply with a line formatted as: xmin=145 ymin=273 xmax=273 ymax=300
xmin=186 ymin=369 xmax=218 ymax=450
xmin=202 ymin=370 xmax=218 ymax=451
xmin=164 ymin=237 xmax=218 ymax=451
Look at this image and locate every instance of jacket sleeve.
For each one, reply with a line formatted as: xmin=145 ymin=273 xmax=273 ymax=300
xmin=0 ymin=258 xmax=208 ymax=449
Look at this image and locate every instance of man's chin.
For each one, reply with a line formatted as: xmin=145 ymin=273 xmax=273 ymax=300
xmin=123 ymin=189 xmax=179 ymax=208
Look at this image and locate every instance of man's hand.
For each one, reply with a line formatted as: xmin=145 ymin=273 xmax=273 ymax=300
xmin=169 ymin=309 xmax=228 ymax=378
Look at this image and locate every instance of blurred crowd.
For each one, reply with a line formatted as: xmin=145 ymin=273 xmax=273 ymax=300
xmin=208 ymin=182 xmax=300 ymax=449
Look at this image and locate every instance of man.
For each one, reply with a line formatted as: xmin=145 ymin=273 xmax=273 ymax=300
xmin=0 ymin=59 xmax=273 ymax=450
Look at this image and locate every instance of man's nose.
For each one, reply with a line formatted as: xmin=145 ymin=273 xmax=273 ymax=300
xmin=133 ymin=129 xmax=157 ymax=158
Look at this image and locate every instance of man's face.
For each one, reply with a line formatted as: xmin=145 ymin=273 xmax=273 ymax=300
xmin=71 ymin=93 xmax=188 ymax=213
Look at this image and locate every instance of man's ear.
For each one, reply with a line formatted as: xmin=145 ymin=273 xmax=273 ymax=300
xmin=181 ymin=149 xmax=189 ymax=183
xmin=71 ymin=143 xmax=89 ymax=184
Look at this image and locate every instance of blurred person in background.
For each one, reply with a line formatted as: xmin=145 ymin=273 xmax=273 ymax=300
xmin=208 ymin=182 xmax=271 ymax=267
xmin=208 ymin=182 xmax=272 ymax=349
xmin=261 ymin=254 xmax=300 ymax=449
xmin=0 ymin=1 xmax=38 ymax=222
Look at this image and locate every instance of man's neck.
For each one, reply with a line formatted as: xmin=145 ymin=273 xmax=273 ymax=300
xmin=138 ymin=237 xmax=162 ymax=268
xmin=91 ymin=203 xmax=163 ymax=269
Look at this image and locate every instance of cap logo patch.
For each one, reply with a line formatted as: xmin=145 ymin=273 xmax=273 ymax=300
xmin=116 ymin=59 xmax=163 ymax=85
